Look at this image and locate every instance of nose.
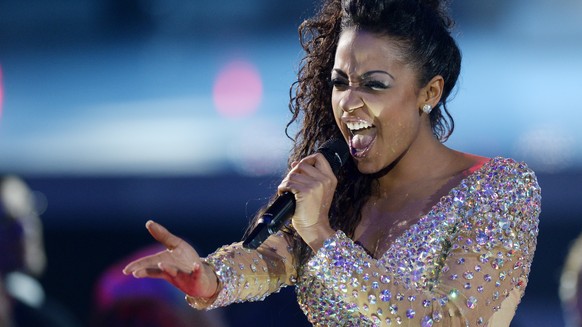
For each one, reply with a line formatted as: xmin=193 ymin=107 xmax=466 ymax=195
xmin=339 ymin=88 xmax=364 ymax=113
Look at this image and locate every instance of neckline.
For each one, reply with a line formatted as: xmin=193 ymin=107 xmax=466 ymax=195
xmin=374 ymin=156 xmax=499 ymax=260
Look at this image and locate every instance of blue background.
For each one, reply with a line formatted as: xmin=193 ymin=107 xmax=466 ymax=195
xmin=1 ymin=0 xmax=581 ymax=326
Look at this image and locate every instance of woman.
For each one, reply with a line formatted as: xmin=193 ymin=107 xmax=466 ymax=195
xmin=124 ymin=0 xmax=542 ymax=325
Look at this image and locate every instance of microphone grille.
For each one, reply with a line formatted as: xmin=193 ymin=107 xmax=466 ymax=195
xmin=317 ymin=138 xmax=350 ymax=175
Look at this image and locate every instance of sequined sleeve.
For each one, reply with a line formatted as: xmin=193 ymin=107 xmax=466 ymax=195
xmin=186 ymin=231 xmax=297 ymax=310
xmin=304 ymin=159 xmax=541 ymax=326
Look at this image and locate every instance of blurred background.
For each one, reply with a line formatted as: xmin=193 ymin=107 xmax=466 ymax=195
xmin=0 ymin=0 xmax=580 ymax=326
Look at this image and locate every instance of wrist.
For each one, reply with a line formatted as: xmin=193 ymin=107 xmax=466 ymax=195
xmin=201 ymin=261 xmax=221 ymax=298
xmin=301 ymin=223 xmax=335 ymax=252
xmin=185 ymin=261 xmax=223 ymax=309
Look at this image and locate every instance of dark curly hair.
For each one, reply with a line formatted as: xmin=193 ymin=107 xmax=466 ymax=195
xmin=245 ymin=0 xmax=461 ymax=272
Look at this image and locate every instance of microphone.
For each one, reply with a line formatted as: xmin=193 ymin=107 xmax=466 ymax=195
xmin=242 ymin=138 xmax=350 ymax=249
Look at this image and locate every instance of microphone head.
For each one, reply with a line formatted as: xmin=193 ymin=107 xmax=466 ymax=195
xmin=317 ymin=138 xmax=350 ymax=175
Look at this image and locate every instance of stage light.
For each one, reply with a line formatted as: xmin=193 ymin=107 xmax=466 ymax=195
xmin=212 ymin=59 xmax=263 ymax=118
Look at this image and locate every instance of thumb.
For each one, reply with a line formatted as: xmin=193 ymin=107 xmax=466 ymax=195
xmin=146 ymin=220 xmax=182 ymax=250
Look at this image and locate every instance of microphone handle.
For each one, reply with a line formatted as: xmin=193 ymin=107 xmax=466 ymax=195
xmin=242 ymin=192 xmax=295 ymax=249
xmin=242 ymin=138 xmax=349 ymax=250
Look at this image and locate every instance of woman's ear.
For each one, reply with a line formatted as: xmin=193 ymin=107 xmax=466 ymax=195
xmin=417 ymin=75 xmax=444 ymax=109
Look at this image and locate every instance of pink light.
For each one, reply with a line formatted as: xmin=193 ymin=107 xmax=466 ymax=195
xmin=213 ymin=60 xmax=263 ymax=118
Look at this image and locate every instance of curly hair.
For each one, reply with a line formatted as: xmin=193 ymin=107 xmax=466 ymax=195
xmin=245 ymin=0 xmax=461 ymax=271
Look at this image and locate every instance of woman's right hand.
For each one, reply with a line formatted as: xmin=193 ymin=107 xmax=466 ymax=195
xmin=122 ymin=220 xmax=219 ymax=299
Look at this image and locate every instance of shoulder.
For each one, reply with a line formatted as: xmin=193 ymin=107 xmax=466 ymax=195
xmin=483 ymin=157 xmax=541 ymax=194
xmin=457 ymin=157 xmax=541 ymax=255
xmin=470 ymin=156 xmax=542 ymax=222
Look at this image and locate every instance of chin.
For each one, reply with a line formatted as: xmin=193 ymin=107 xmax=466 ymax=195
xmin=355 ymin=160 xmax=383 ymax=175
xmin=354 ymin=155 xmax=397 ymax=177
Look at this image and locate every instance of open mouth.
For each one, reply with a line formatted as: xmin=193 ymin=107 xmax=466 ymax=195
xmin=346 ymin=120 xmax=376 ymax=158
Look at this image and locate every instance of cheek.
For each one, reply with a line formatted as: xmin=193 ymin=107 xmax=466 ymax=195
xmin=376 ymin=105 xmax=419 ymax=144
xmin=331 ymin=92 xmax=341 ymax=112
xmin=331 ymin=93 xmax=343 ymax=126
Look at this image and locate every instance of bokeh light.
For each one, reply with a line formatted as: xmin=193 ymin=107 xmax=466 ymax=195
xmin=212 ymin=60 xmax=263 ymax=118
xmin=226 ymin=121 xmax=289 ymax=176
xmin=513 ymin=125 xmax=576 ymax=173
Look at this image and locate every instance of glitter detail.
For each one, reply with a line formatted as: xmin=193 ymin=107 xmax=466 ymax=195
xmin=389 ymin=304 xmax=398 ymax=314
xmin=422 ymin=315 xmax=434 ymax=327
xmin=467 ymin=296 xmax=478 ymax=309
xmin=406 ymin=308 xmax=416 ymax=319
xmin=380 ymin=289 xmax=392 ymax=302
xmin=433 ymin=311 xmax=443 ymax=322
xmin=371 ymin=314 xmax=381 ymax=324
xmin=449 ymin=289 xmax=459 ymax=299
xmin=195 ymin=158 xmax=540 ymax=326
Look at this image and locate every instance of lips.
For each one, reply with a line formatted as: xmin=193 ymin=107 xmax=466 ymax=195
xmin=343 ymin=118 xmax=376 ymax=158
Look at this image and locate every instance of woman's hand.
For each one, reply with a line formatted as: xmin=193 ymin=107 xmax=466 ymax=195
xmin=122 ymin=220 xmax=218 ymax=299
xmin=278 ymin=153 xmax=336 ymax=250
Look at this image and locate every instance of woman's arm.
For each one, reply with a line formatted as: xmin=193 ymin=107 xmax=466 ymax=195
xmin=123 ymin=221 xmax=297 ymax=310
xmin=185 ymin=231 xmax=297 ymax=310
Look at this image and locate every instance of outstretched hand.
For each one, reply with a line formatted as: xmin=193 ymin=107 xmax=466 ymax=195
xmin=122 ymin=220 xmax=218 ymax=298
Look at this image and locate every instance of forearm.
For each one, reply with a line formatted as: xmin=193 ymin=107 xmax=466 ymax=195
xmin=187 ymin=232 xmax=297 ymax=310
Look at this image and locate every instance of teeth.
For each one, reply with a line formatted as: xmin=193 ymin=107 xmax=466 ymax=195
xmin=346 ymin=121 xmax=372 ymax=132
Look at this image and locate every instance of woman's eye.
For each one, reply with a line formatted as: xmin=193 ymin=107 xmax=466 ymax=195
xmin=365 ymin=81 xmax=389 ymax=90
xmin=330 ymin=78 xmax=349 ymax=89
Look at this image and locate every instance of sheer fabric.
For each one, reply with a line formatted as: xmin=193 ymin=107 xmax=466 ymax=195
xmin=187 ymin=157 xmax=541 ymax=327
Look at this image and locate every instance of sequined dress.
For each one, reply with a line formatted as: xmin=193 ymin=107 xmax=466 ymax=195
xmin=188 ymin=157 xmax=541 ymax=327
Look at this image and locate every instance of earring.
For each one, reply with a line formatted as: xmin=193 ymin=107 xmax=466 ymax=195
xmin=422 ymin=104 xmax=432 ymax=114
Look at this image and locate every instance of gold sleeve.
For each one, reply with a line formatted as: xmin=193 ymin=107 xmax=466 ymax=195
xmin=186 ymin=231 xmax=297 ymax=310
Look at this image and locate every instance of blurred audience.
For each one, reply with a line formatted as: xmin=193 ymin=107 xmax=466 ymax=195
xmin=561 ymin=232 xmax=582 ymax=327
xmin=0 ymin=175 xmax=81 ymax=327
xmin=91 ymin=244 xmax=228 ymax=327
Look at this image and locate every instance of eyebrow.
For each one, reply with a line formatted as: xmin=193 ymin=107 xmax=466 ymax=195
xmin=332 ymin=69 xmax=395 ymax=81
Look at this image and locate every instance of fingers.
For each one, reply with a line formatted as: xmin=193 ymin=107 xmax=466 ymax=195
xmin=123 ymin=253 xmax=198 ymax=279
xmin=146 ymin=220 xmax=183 ymax=251
xmin=122 ymin=251 xmax=165 ymax=276
xmin=158 ymin=262 xmax=178 ymax=277
xmin=280 ymin=154 xmax=335 ymax=194
xmin=299 ymin=153 xmax=333 ymax=174
xmin=288 ymin=154 xmax=334 ymax=184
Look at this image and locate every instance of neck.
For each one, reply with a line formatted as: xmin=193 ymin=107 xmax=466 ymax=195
xmin=374 ymin=133 xmax=458 ymax=196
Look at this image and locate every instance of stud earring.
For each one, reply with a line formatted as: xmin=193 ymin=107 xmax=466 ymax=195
xmin=422 ymin=104 xmax=432 ymax=114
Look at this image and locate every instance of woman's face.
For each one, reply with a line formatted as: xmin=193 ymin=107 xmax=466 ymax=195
xmin=331 ymin=28 xmax=426 ymax=174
